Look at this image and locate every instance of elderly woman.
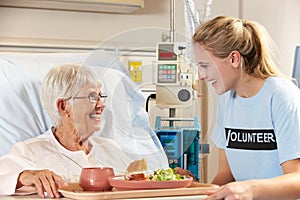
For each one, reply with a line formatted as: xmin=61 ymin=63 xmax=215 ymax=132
xmin=0 ymin=63 xmax=167 ymax=198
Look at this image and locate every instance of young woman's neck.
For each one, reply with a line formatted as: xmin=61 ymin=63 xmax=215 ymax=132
xmin=234 ymin=74 xmax=267 ymax=98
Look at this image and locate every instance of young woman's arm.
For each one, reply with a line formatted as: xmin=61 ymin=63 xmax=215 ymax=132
xmin=206 ymin=158 xmax=300 ymax=200
xmin=212 ymin=149 xmax=235 ymax=185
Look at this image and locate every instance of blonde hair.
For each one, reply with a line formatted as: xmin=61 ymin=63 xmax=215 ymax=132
xmin=193 ymin=16 xmax=285 ymax=78
xmin=40 ymin=63 xmax=100 ymax=126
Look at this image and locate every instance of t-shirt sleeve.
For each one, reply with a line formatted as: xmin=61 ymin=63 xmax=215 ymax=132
xmin=271 ymin=86 xmax=300 ymax=164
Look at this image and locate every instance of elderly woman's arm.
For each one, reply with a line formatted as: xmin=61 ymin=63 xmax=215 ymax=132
xmin=17 ymin=169 xmax=66 ymax=198
xmin=0 ymin=144 xmax=67 ymax=198
xmin=0 ymin=154 xmax=33 ymax=195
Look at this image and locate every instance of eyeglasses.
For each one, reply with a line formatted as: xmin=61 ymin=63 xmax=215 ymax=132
xmin=73 ymin=92 xmax=108 ymax=103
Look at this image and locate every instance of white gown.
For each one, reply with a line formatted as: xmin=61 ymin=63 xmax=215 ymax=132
xmin=0 ymin=129 xmax=167 ymax=195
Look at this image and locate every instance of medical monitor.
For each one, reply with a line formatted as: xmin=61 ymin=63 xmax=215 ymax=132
xmin=292 ymin=46 xmax=300 ymax=87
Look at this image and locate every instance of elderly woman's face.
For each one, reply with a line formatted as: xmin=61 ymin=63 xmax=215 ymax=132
xmin=71 ymin=82 xmax=105 ymax=140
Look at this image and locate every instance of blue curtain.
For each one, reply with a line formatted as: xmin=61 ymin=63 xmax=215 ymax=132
xmin=292 ymin=46 xmax=300 ymax=87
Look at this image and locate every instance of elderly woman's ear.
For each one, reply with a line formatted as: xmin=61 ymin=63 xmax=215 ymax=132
xmin=57 ymin=99 xmax=70 ymax=117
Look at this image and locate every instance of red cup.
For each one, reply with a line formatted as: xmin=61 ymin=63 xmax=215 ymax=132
xmin=79 ymin=167 xmax=115 ymax=191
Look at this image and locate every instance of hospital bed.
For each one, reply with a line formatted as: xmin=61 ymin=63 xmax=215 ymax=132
xmin=0 ymin=50 xmax=168 ymax=171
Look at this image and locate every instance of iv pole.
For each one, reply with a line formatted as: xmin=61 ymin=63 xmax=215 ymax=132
xmin=168 ymin=0 xmax=176 ymax=127
xmin=170 ymin=0 xmax=175 ymax=43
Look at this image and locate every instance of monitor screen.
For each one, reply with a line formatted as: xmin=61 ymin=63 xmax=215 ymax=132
xmin=292 ymin=46 xmax=300 ymax=88
xmin=157 ymin=43 xmax=177 ymax=61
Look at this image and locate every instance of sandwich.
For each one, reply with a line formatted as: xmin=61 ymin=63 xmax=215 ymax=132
xmin=126 ymin=158 xmax=149 ymax=181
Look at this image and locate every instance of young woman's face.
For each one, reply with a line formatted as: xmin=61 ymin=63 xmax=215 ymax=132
xmin=71 ymin=82 xmax=105 ymax=141
xmin=194 ymin=43 xmax=240 ymax=95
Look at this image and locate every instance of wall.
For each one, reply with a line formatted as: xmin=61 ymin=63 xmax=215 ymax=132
xmin=241 ymin=0 xmax=300 ymax=76
xmin=0 ymin=0 xmax=239 ymax=51
xmin=0 ymin=0 xmax=177 ymax=50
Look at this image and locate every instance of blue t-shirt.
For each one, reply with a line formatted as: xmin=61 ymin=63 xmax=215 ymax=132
xmin=212 ymin=76 xmax=300 ymax=181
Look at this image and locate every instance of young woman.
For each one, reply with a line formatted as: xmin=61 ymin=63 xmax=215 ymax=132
xmin=193 ymin=16 xmax=300 ymax=200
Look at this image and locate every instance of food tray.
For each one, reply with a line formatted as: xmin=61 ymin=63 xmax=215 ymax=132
xmin=58 ymin=182 xmax=218 ymax=200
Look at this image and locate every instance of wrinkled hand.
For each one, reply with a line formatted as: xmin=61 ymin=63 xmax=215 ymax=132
xmin=204 ymin=181 xmax=254 ymax=200
xmin=17 ymin=169 xmax=67 ymax=198
xmin=174 ymin=167 xmax=196 ymax=180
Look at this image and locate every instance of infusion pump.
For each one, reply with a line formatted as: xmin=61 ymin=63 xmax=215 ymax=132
xmin=155 ymin=42 xmax=195 ymax=108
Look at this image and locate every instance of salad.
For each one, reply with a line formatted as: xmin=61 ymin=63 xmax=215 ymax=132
xmin=149 ymin=168 xmax=186 ymax=181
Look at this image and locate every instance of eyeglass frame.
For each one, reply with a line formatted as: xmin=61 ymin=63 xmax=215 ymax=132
xmin=73 ymin=92 xmax=108 ymax=103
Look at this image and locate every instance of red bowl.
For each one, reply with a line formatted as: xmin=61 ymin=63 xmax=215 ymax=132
xmin=79 ymin=167 xmax=115 ymax=191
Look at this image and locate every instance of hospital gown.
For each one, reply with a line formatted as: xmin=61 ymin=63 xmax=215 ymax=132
xmin=0 ymin=128 xmax=166 ymax=195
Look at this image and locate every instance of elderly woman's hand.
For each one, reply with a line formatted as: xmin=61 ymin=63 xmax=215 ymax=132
xmin=17 ymin=169 xmax=67 ymax=198
xmin=174 ymin=167 xmax=196 ymax=180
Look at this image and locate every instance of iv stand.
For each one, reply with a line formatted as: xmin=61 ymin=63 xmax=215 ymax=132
xmin=169 ymin=0 xmax=176 ymax=127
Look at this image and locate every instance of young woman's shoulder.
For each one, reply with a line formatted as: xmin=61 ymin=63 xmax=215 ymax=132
xmin=268 ymin=76 xmax=300 ymax=96
xmin=267 ymin=76 xmax=300 ymax=110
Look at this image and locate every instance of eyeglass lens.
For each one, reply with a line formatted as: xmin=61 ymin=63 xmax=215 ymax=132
xmin=89 ymin=93 xmax=107 ymax=103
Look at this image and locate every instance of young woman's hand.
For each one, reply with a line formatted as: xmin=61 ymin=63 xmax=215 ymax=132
xmin=204 ymin=181 xmax=254 ymax=200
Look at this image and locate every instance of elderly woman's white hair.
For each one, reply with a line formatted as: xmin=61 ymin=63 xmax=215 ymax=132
xmin=40 ymin=63 xmax=100 ymax=126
